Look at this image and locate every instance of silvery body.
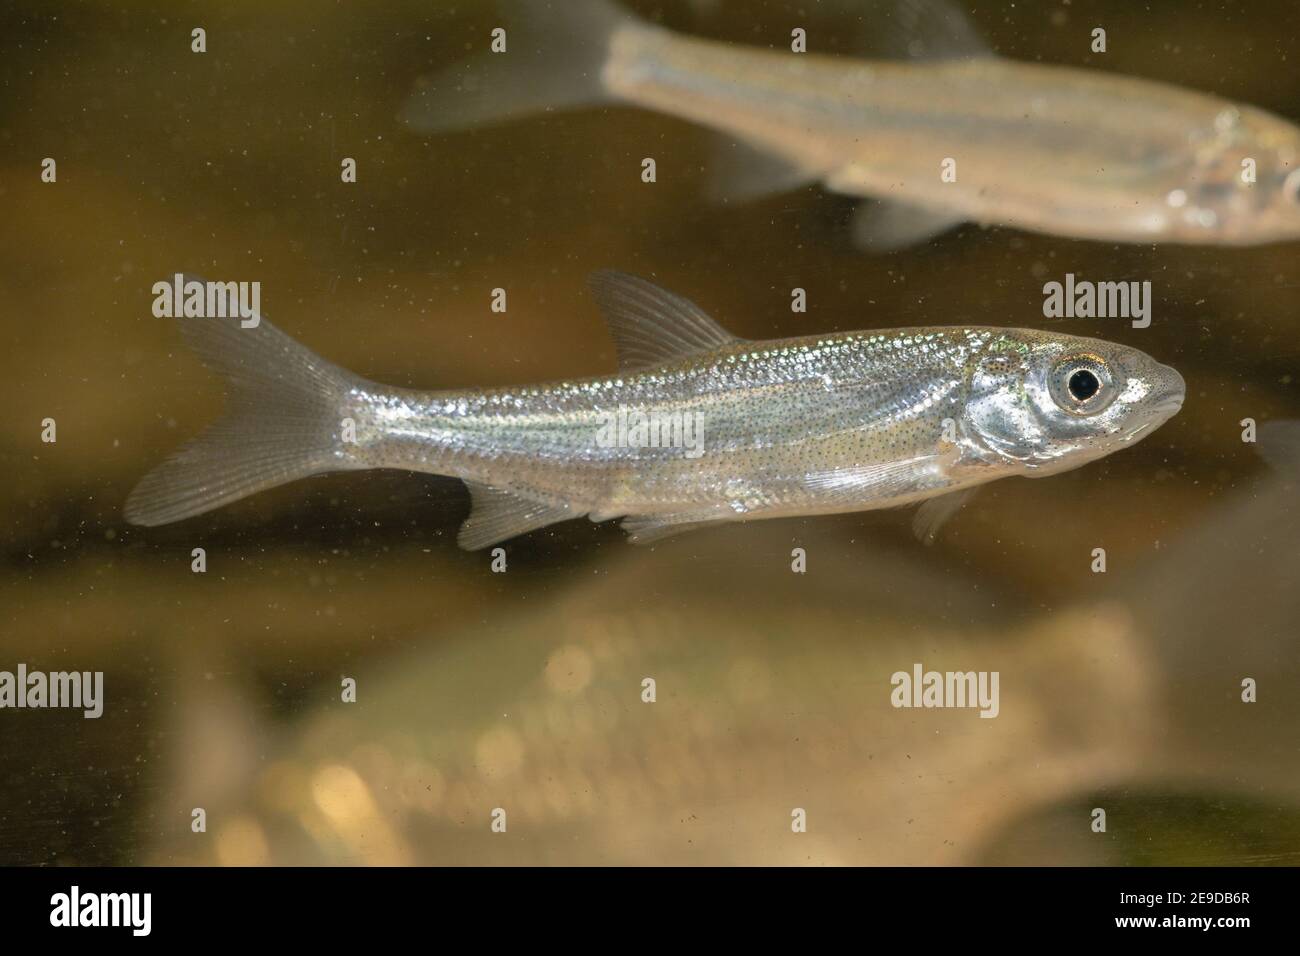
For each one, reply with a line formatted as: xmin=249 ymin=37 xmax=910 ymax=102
xmin=125 ymin=273 xmax=1184 ymax=549
xmin=403 ymin=0 xmax=1300 ymax=247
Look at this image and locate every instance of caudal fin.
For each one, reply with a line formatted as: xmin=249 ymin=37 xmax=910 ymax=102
xmin=400 ymin=0 xmax=635 ymax=133
xmin=125 ymin=288 xmax=358 ymax=526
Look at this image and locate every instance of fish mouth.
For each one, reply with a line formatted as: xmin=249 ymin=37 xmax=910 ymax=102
xmin=1148 ymin=366 xmax=1186 ymax=419
xmin=1152 ymin=395 xmax=1185 ymax=417
xmin=1148 ymin=392 xmax=1186 ymax=422
xmin=1121 ymin=370 xmax=1185 ymax=442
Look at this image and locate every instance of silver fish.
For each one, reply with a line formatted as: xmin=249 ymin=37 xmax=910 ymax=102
xmin=402 ymin=0 xmax=1300 ymax=248
xmin=125 ymin=272 xmax=1184 ymax=548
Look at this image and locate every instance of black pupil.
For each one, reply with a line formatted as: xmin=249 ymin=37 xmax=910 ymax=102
xmin=1068 ymin=369 xmax=1101 ymax=401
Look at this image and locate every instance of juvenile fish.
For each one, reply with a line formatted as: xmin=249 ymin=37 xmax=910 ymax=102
xmin=125 ymin=272 xmax=1184 ymax=548
xmin=402 ymin=0 xmax=1300 ymax=248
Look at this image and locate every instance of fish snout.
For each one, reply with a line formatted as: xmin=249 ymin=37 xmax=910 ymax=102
xmin=1149 ymin=364 xmax=1186 ymax=418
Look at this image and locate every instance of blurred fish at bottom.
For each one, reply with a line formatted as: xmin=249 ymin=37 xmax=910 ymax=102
xmin=1116 ymin=422 xmax=1300 ymax=801
xmin=145 ymin=425 xmax=1300 ymax=865
xmin=142 ymin=530 xmax=1144 ymax=865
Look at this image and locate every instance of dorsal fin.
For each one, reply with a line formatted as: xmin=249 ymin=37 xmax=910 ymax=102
xmin=834 ymin=0 xmax=993 ymax=61
xmin=588 ymin=271 xmax=740 ymax=371
xmin=687 ymin=0 xmax=992 ymax=62
xmin=885 ymin=0 xmax=993 ymax=60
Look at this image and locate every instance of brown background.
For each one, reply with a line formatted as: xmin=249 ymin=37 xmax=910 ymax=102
xmin=1 ymin=0 xmax=1298 ymax=864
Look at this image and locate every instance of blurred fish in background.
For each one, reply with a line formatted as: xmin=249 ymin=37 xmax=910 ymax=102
xmin=407 ymin=0 xmax=1300 ymax=249
xmin=143 ymin=424 xmax=1300 ymax=866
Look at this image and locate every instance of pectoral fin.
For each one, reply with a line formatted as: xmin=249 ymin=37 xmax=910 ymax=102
xmin=803 ymin=456 xmax=947 ymax=506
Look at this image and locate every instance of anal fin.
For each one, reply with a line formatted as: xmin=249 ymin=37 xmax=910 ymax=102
xmin=706 ymin=139 xmax=820 ymax=205
xmin=850 ymin=199 xmax=964 ymax=252
xmin=458 ymin=482 xmax=577 ymax=550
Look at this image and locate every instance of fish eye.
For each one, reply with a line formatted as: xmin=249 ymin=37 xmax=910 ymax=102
xmin=1068 ymin=368 xmax=1100 ymax=401
xmin=1283 ymin=168 xmax=1300 ymax=203
xmin=1049 ymin=354 xmax=1115 ymax=415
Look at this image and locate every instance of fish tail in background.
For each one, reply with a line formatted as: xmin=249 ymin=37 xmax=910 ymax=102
xmin=124 ymin=296 xmax=360 ymax=527
xmin=400 ymin=0 xmax=638 ymax=133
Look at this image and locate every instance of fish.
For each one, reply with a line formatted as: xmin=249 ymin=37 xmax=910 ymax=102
xmin=124 ymin=271 xmax=1185 ymax=548
xmin=401 ymin=0 xmax=1300 ymax=248
xmin=144 ymin=524 xmax=1153 ymax=866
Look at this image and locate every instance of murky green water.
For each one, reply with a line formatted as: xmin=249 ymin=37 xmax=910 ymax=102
xmin=3 ymin=0 xmax=1299 ymax=865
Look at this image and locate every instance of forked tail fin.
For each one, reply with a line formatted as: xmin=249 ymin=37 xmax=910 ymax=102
xmin=400 ymin=0 xmax=636 ymax=133
xmin=125 ymin=286 xmax=359 ymax=526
